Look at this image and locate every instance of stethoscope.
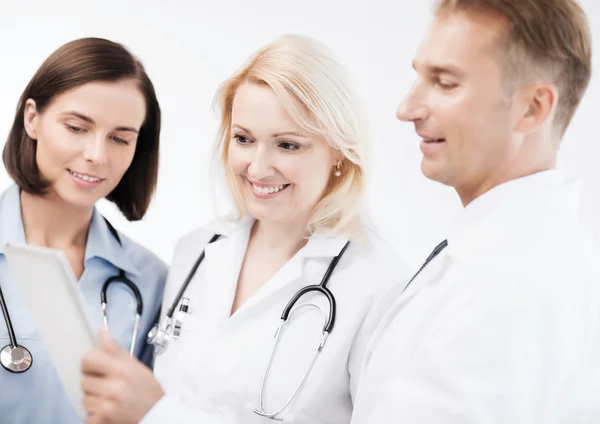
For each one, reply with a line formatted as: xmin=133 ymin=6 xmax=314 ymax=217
xmin=251 ymin=240 xmax=350 ymax=422
xmin=0 ymin=218 xmax=143 ymax=374
xmin=146 ymin=233 xmax=350 ymax=422
xmin=256 ymin=240 xmax=444 ymax=422
xmin=146 ymin=234 xmax=221 ymax=354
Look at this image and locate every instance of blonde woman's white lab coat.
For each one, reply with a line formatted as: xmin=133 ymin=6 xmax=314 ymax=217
xmin=141 ymin=216 xmax=407 ymax=424
xmin=351 ymin=169 xmax=600 ymax=424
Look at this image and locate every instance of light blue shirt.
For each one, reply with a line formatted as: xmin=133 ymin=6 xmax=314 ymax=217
xmin=0 ymin=185 xmax=168 ymax=424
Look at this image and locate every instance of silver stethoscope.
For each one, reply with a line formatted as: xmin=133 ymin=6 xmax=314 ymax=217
xmin=146 ymin=234 xmax=221 ymax=354
xmin=147 ymin=233 xmax=350 ymax=422
xmin=0 ymin=218 xmax=143 ymax=374
xmin=254 ymin=239 xmax=447 ymax=422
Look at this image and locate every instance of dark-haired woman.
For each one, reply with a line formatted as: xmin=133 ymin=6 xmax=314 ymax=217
xmin=0 ymin=37 xmax=167 ymax=423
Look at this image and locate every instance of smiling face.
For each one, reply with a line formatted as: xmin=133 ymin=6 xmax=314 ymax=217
xmin=227 ymin=82 xmax=337 ymax=226
xmin=396 ymin=10 xmax=525 ymax=202
xmin=23 ymin=79 xmax=146 ymax=210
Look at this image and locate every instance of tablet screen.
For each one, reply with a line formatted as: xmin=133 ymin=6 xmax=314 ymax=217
xmin=4 ymin=242 xmax=97 ymax=419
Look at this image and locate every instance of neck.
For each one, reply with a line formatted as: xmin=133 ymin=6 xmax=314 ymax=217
xmin=250 ymin=217 xmax=311 ymax=260
xmin=457 ymin=139 xmax=557 ymax=206
xmin=20 ymin=190 xmax=92 ymax=249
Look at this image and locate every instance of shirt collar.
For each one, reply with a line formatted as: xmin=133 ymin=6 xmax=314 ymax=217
xmin=204 ymin=214 xmax=350 ymax=259
xmin=0 ymin=185 xmax=139 ymax=275
xmin=85 ymin=209 xmax=140 ymax=276
xmin=203 ymin=213 xmax=255 ymax=239
xmin=446 ymin=168 xmax=581 ymax=261
xmin=300 ymin=231 xmax=350 ymax=258
xmin=0 ymin=185 xmax=27 ymax=254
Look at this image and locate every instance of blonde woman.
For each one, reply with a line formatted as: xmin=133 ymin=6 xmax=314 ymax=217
xmin=81 ymin=34 xmax=408 ymax=424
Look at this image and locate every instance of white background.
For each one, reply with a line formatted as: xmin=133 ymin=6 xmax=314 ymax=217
xmin=1 ymin=0 xmax=598 ymax=268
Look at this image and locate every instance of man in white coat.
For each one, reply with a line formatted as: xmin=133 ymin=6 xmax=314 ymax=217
xmin=352 ymin=0 xmax=600 ymax=423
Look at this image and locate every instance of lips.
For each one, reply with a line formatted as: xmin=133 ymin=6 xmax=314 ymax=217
xmin=251 ymin=183 xmax=290 ymax=194
xmin=67 ymin=169 xmax=105 ymax=183
xmin=417 ymin=130 xmax=446 ymax=143
xmin=246 ymin=179 xmax=291 ymax=198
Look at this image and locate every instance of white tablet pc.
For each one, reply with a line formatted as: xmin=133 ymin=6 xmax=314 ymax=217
xmin=3 ymin=242 xmax=98 ymax=419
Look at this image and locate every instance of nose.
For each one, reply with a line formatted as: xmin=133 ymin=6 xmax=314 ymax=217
xmin=246 ymin=145 xmax=275 ymax=179
xmin=82 ymin=134 xmax=108 ymax=166
xmin=396 ymin=79 xmax=429 ymax=122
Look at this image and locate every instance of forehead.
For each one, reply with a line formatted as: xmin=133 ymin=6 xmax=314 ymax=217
xmin=414 ymin=10 xmax=507 ymax=74
xmin=46 ymin=80 xmax=146 ymax=127
xmin=232 ymin=83 xmax=300 ymax=129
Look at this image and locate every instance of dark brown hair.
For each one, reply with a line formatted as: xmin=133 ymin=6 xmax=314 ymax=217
xmin=436 ymin=0 xmax=592 ymax=137
xmin=2 ymin=37 xmax=161 ymax=221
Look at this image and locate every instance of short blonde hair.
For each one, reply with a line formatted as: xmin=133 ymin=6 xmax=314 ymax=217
xmin=213 ymin=34 xmax=369 ymax=240
xmin=436 ymin=0 xmax=591 ymax=137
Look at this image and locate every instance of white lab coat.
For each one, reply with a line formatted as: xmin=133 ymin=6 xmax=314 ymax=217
xmin=351 ymin=169 xmax=600 ymax=424
xmin=142 ymin=215 xmax=407 ymax=424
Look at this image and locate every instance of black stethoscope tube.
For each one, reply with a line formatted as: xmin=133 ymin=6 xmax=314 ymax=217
xmin=280 ymin=241 xmax=350 ymax=333
xmin=165 ymin=234 xmax=221 ymax=319
xmin=0 ymin=283 xmax=17 ymax=349
xmin=101 ymin=270 xmax=143 ymax=316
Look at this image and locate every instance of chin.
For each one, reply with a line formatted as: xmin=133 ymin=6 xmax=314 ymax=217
xmin=421 ymin=161 xmax=439 ymax=181
xmin=62 ymin=194 xmax=98 ymax=210
xmin=421 ymin=163 xmax=458 ymax=189
xmin=421 ymin=159 xmax=446 ymax=183
xmin=53 ymin=183 xmax=103 ymax=210
xmin=245 ymin=202 xmax=289 ymax=224
xmin=247 ymin=208 xmax=284 ymax=223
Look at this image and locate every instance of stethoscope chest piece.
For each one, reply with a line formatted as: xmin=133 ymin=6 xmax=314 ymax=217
xmin=147 ymin=322 xmax=171 ymax=355
xmin=0 ymin=344 xmax=32 ymax=373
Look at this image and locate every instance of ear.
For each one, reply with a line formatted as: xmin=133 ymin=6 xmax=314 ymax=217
xmin=331 ymin=149 xmax=344 ymax=165
xmin=23 ymin=99 xmax=40 ymax=140
xmin=515 ymin=82 xmax=558 ymax=135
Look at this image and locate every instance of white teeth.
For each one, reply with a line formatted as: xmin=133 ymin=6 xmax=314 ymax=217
xmin=71 ymin=171 xmax=100 ymax=183
xmin=251 ymin=183 xmax=286 ymax=194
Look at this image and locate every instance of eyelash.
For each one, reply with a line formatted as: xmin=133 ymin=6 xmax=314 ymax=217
xmin=65 ymin=124 xmax=129 ymax=145
xmin=233 ymin=135 xmax=300 ymax=151
xmin=435 ymin=80 xmax=458 ymax=90
xmin=234 ymin=134 xmax=251 ymax=145
xmin=278 ymin=141 xmax=300 ymax=151
xmin=111 ymin=136 xmax=129 ymax=145
xmin=66 ymin=124 xmax=85 ymax=134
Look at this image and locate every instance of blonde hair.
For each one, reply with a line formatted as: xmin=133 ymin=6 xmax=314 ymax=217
xmin=213 ymin=34 xmax=369 ymax=240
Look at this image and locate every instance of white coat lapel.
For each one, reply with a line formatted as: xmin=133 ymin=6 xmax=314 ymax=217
xmin=397 ymin=252 xmax=451 ymax=307
xmin=202 ymin=217 xmax=252 ymax=330
xmin=362 ymin=252 xmax=451 ymax=367
xmin=232 ymin=232 xmax=350 ymax=316
xmin=233 ymin=250 xmax=304 ymax=315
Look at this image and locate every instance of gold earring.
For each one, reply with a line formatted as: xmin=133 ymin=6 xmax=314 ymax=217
xmin=334 ymin=161 xmax=342 ymax=177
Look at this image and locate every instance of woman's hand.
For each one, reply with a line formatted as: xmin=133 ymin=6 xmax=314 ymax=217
xmin=81 ymin=331 xmax=164 ymax=424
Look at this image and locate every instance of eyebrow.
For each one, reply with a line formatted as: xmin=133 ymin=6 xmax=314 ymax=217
xmin=59 ymin=111 xmax=139 ymax=134
xmin=232 ymin=124 xmax=307 ymax=139
xmin=412 ymin=60 xmax=466 ymax=78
